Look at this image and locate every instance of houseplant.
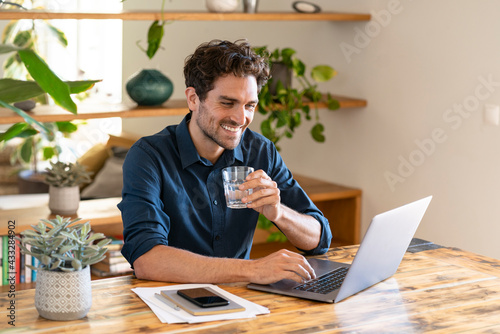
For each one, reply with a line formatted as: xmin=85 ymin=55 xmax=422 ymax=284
xmin=16 ymin=215 xmax=111 ymax=320
xmin=0 ymin=44 xmax=98 ymax=191
xmin=253 ymin=46 xmax=339 ymax=150
xmin=45 ymin=161 xmax=92 ymax=215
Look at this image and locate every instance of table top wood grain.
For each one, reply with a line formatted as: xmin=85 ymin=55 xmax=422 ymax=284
xmin=1 ymin=244 xmax=500 ymax=333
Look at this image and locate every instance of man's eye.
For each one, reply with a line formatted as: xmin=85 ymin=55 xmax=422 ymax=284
xmin=221 ymin=102 xmax=234 ymax=107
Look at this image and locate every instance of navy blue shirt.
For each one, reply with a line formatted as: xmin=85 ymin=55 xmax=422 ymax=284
xmin=118 ymin=114 xmax=332 ymax=267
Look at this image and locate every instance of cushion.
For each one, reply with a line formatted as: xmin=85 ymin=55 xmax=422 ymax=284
xmin=77 ymin=143 xmax=111 ymax=181
xmin=80 ymin=155 xmax=124 ymax=199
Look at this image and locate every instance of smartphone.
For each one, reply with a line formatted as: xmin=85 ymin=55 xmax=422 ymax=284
xmin=177 ymin=288 xmax=229 ymax=308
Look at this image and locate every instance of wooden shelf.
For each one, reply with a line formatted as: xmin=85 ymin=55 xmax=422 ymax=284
xmin=0 ymin=10 xmax=371 ymax=22
xmin=0 ymin=95 xmax=367 ymax=124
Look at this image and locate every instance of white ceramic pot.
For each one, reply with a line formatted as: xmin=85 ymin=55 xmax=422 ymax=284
xmin=48 ymin=185 xmax=80 ymax=215
xmin=205 ymin=0 xmax=239 ymax=13
xmin=35 ymin=266 xmax=92 ymax=321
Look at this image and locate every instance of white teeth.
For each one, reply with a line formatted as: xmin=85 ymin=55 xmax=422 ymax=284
xmin=221 ymin=124 xmax=240 ymax=132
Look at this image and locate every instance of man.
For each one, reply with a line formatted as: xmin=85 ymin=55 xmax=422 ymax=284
xmin=118 ymin=39 xmax=332 ymax=285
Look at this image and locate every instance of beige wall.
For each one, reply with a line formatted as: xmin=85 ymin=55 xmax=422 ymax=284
xmin=120 ymin=0 xmax=500 ymax=260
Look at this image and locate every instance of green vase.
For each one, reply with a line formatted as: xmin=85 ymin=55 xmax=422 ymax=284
xmin=126 ymin=69 xmax=174 ymax=106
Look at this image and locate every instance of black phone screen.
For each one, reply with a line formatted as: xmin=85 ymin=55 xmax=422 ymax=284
xmin=177 ymin=288 xmax=229 ymax=308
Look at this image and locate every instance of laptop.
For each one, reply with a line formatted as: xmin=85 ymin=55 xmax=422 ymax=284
xmin=247 ymin=196 xmax=432 ymax=303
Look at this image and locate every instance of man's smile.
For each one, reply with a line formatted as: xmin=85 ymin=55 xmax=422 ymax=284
xmin=221 ymin=123 xmax=242 ymax=133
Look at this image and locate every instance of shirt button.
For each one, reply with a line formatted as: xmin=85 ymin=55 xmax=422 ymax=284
xmin=215 ymin=235 xmax=221 ymax=241
xmin=213 ymin=200 xmax=218 ymax=205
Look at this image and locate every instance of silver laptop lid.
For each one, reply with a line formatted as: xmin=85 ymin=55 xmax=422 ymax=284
xmin=334 ymin=195 xmax=432 ymax=302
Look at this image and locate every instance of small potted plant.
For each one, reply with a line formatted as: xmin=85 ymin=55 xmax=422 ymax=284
xmin=16 ymin=216 xmax=111 ymax=320
xmin=45 ymin=161 xmax=92 ymax=215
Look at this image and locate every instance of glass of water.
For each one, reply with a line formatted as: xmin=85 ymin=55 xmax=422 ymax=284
xmin=222 ymin=166 xmax=254 ymax=209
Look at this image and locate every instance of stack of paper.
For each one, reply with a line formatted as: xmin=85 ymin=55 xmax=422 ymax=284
xmin=132 ymin=283 xmax=269 ymax=324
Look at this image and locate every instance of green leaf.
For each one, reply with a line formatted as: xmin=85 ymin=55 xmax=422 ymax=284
xmin=0 ymin=123 xmax=28 ymax=142
xmin=42 ymin=146 xmax=57 ymax=160
xmin=276 ymin=111 xmax=288 ymax=128
xmin=56 ymin=121 xmax=78 ymax=133
xmin=280 ymin=48 xmax=296 ymax=66
xmin=18 ymin=49 xmax=76 ymax=113
xmin=260 ymin=118 xmax=273 ymax=139
xmin=326 ymin=93 xmax=340 ymax=110
xmin=71 ymin=259 xmax=82 ymax=271
xmin=146 ymin=21 xmax=164 ymax=59
xmin=96 ymin=238 xmax=112 ymax=248
xmin=0 ymin=79 xmax=99 ymax=104
xmin=311 ymin=65 xmax=337 ymax=83
xmin=13 ymin=30 xmax=32 ymax=48
xmin=67 ymin=80 xmax=100 ymax=94
xmin=46 ymin=23 xmax=68 ymax=47
xmin=311 ymin=123 xmax=325 ymax=142
xmin=41 ymin=255 xmax=51 ymax=266
xmin=0 ymin=79 xmax=43 ymax=103
xmin=58 ymin=244 xmax=76 ymax=254
xmin=19 ymin=137 xmax=33 ymax=163
xmin=292 ymin=58 xmax=306 ymax=77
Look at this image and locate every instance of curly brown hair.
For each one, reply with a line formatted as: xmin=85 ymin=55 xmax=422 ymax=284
xmin=184 ymin=39 xmax=270 ymax=101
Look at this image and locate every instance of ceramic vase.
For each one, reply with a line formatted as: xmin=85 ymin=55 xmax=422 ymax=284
xmin=126 ymin=69 xmax=174 ymax=106
xmin=48 ymin=185 xmax=80 ymax=215
xmin=35 ymin=266 xmax=92 ymax=321
xmin=205 ymin=0 xmax=239 ymax=13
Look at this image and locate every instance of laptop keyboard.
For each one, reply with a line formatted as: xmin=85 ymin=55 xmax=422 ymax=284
xmin=294 ymin=267 xmax=349 ymax=294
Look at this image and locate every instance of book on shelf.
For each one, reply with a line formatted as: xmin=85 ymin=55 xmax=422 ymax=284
xmin=0 ymin=234 xmax=39 ymax=286
xmin=92 ymin=260 xmax=132 ymax=274
xmin=2 ymin=235 xmax=8 ymax=285
xmin=91 ymin=234 xmax=132 ymax=277
xmin=15 ymin=238 xmax=20 ymax=284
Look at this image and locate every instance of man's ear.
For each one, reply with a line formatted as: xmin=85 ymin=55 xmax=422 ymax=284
xmin=185 ymin=87 xmax=199 ymax=111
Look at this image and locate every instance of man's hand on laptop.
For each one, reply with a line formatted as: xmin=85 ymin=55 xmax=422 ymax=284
xmin=248 ymin=249 xmax=316 ymax=284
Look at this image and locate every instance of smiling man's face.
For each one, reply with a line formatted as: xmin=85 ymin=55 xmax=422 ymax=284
xmin=187 ymin=74 xmax=258 ymax=161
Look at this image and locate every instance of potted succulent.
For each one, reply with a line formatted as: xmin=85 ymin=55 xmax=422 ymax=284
xmin=45 ymin=161 xmax=93 ymax=215
xmin=253 ymin=46 xmax=340 ymax=150
xmin=16 ymin=215 xmax=111 ymax=320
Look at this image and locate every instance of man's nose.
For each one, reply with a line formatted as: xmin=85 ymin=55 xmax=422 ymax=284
xmin=233 ymin=104 xmax=247 ymax=125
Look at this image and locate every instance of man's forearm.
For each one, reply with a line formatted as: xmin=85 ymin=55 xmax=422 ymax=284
xmin=133 ymin=244 xmax=318 ymax=285
xmin=273 ymin=205 xmax=322 ymax=251
xmin=133 ymin=245 xmax=253 ymax=283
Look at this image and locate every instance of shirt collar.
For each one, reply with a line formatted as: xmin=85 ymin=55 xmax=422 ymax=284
xmin=176 ymin=113 xmax=246 ymax=169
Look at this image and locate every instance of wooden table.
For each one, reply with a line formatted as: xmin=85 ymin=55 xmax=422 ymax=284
xmin=2 ymin=242 xmax=500 ymax=333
